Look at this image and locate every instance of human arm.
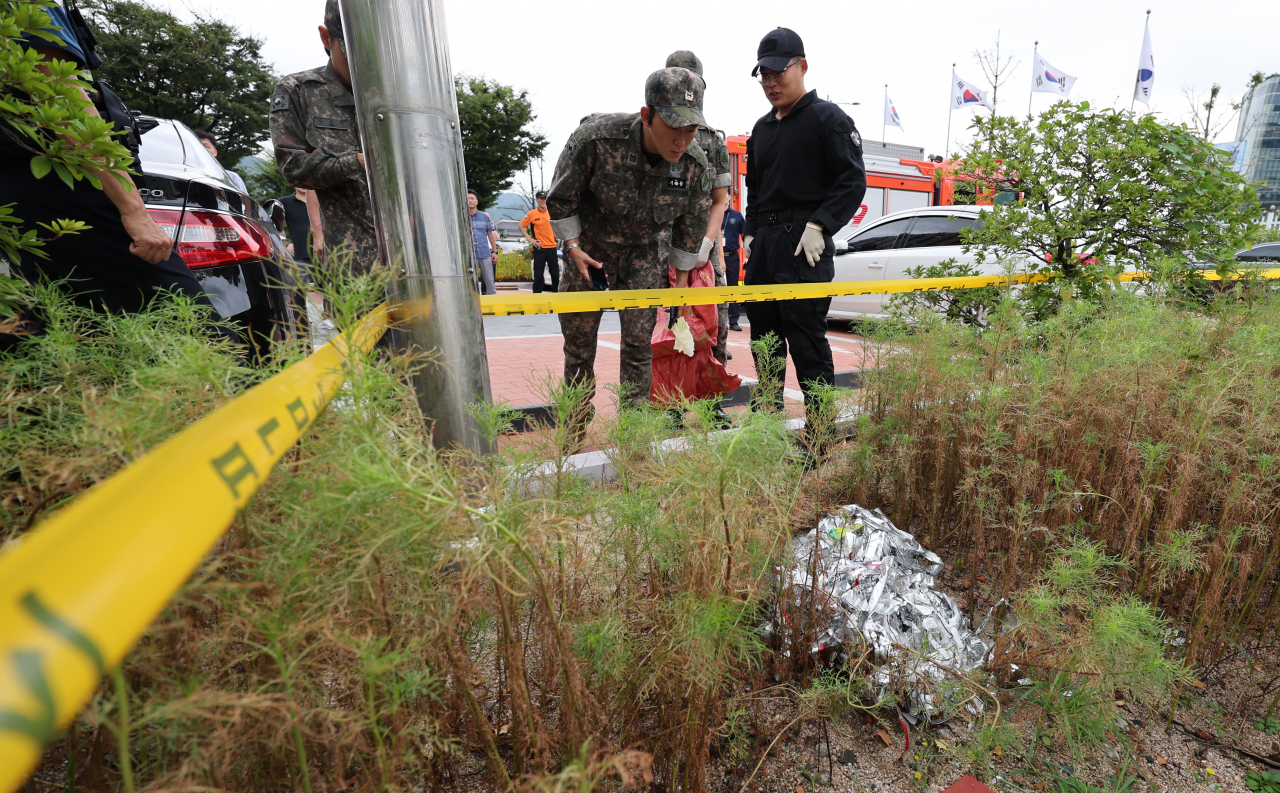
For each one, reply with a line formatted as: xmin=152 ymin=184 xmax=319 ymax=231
xmin=808 ymin=113 xmax=867 ymax=235
xmin=31 ymin=46 xmax=171 ymax=264
xmin=743 ymin=134 xmax=759 ymax=237
xmin=699 ymin=186 xmax=729 ymax=264
xmin=547 ymin=125 xmax=604 ymax=278
xmin=518 ymin=214 xmax=538 ymax=247
xmin=306 ymin=191 xmax=324 ymax=257
xmin=270 ymin=86 xmax=364 ymax=190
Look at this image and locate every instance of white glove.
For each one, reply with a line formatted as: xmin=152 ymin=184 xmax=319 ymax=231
xmin=742 ymin=234 xmax=753 ymax=261
xmin=794 ymin=223 xmax=826 ymax=267
xmin=671 ymin=316 xmax=695 ymax=357
xmin=696 ymin=236 xmax=714 ymax=265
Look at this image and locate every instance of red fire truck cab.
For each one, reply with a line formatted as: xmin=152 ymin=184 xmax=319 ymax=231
xmin=724 ymin=134 xmax=988 ymax=236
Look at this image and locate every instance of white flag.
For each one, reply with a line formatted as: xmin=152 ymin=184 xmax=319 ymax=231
xmin=1031 ymin=49 xmax=1076 ymax=97
xmin=1134 ymin=19 xmax=1155 ymax=105
xmin=884 ymin=90 xmax=903 ymax=130
xmin=951 ymin=71 xmax=994 ymax=111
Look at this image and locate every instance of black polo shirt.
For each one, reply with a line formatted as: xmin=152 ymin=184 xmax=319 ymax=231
xmin=743 ymin=90 xmax=867 ymax=237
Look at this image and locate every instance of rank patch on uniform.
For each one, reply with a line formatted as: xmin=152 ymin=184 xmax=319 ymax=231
xmin=666 ymin=177 xmax=687 ymax=190
xmin=269 ymin=94 xmax=290 ymax=111
xmin=851 ymin=129 xmax=862 ymax=149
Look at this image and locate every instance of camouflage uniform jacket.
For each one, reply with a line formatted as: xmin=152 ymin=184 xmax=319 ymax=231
xmin=269 ymin=63 xmax=379 ymax=274
xmin=696 ymin=126 xmax=733 ymax=192
xmin=547 ymin=112 xmax=712 ymax=272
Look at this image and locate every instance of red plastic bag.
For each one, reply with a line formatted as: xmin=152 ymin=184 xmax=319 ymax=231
xmin=649 ymin=261 xmax=742 ymax=405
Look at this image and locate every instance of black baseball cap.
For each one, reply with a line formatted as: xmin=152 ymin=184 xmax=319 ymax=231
xmin=752 ymin=27 xmax=804 ymax=77
xmin=535 ymin=190 xmax=547 ymax=199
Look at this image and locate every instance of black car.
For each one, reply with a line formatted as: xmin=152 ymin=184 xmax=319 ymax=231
xmin=135 ymin=117 xmax=304 ymax=358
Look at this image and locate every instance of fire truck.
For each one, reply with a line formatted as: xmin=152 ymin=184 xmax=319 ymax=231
xmin=724 ymin=134 xmax=987 ymax=234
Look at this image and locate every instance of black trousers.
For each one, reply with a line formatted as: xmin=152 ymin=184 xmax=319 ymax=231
xmin=743 ymin=222 xmax=835 ymax=411
xmin=531 ymin=246 xmax=559 ymax=293
xmin=723 ymin=249 xmax=741 ymax=325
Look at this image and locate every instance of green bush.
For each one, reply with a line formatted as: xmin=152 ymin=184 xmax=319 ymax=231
xmin=495 ymin=247 xmax=533 ymax=281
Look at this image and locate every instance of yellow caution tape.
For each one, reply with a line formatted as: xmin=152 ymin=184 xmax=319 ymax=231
xmin=0 ymin=305 xmax=389 ymax=791
xmin=478 ymin=268 xmax=1280 ymax=316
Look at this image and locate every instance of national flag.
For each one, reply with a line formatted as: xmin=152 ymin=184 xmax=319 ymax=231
xmin=884 ymin=90 xmax=903 ymax=130
xmin=1031 ymin=49 xmax=1076 ymax=97
xmin=951 ymin=71 xmax=994 ymax=111
xmin=1134 ymin=19 xmax=1155 ymax=105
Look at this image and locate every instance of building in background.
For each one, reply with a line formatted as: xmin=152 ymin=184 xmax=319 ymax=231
xmin=1230 ymin=73 xmax=1280 ymax=224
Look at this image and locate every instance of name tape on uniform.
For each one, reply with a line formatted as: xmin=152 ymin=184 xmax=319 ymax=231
xmin=0 ymin=305 xmax=390 ymax=790
xmin=472 ymin=268 xmax=1278 ymax=316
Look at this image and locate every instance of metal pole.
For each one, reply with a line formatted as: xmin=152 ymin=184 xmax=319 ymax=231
xmin=945 ymin=64 xmax=954 ymax=160
xmin=1028 ymin=43 xmax=1036 ymax=117
xmin=881 ymin=84 xmax=886 ymax=144
xmin=339 ymin=0 xmax=495 ymax=455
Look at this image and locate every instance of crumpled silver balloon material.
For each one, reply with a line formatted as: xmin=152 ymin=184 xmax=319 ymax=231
xmin=772 ymin=504 xmax=991 ymax=718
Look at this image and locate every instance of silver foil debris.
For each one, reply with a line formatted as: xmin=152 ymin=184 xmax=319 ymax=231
xmin=771 ymin=504 xmax=992 ymax=719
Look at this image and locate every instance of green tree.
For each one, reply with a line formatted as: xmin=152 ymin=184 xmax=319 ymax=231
xmin=240 ymin=153 xmax=292 ymax=205
xmin=956 ymin=101 xmax=1258 ymax=316
xmin=2 ymin=0 xmax=133 ymax=317
xmin=82 ymin=0 xmax=274 ymax=167
xmin=455 ymin=75 xmax=547 ymax=209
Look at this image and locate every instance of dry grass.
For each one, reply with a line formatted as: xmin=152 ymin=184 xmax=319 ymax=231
xmin=6 ymin=277 xmax=1280 ymax=791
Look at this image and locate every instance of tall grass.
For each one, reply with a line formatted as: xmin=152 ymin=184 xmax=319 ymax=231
xmin=829 ymin=286 xmax=1280 ymax=667
xmin=4 ymin=276 xmax=814 ymax=790
xmin=6 ymin=273 xmax=1279 ymax=790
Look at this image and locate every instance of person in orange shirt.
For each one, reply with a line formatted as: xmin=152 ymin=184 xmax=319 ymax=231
xmin=519 ymin=190 xmax=559 ymax=293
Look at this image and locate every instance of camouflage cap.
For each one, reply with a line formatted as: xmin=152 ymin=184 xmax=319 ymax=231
xmin=324 ymin=0 xmax=345 ymax=50
xmin=665 ymin=50 xmax=703 ymax=78
xmin=644 ymin=67 xmax=705 ymax=129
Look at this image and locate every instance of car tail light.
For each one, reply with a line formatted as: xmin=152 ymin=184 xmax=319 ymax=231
xmin=148 ymin=208 xmax=273 ymax=269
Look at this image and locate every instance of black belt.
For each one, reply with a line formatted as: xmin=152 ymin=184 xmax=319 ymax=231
xmin=758 ymin=209 xmax=815 ymax=227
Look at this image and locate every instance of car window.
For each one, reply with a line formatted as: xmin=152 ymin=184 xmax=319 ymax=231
xmin=138 ymin=121 xmax=185 ymax=167
xmin=899 ymin=215 xmax=982 ymax=248
xmin=174 ymin=123 xmax=230 ymax=176
xmin=843 ymin=218 xmax=913 ymax=253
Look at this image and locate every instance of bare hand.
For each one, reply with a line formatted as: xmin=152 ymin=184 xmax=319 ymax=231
xmin=569 ymin=246 xmax=603 ymax=281
xmin=357 ymin=152 xmax=365 ymax=169
xmin=312 ymin=235 xmax=325 ymax=259
xmin=121 ymin=209 xmax=174 ymax=264
xmin=286 ymin=242 xmax=295 ymax=257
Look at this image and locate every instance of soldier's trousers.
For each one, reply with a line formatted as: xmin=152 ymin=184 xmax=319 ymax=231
xmin=557 ymin=243 xmax=664 ymax=408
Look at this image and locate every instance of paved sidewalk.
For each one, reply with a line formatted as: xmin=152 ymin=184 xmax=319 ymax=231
xmin=486 ymin=288 xmax=879 ymax=416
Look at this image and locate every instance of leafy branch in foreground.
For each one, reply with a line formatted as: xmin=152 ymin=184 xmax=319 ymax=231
xmin=1 ymin=0 xmax=135 ymax=302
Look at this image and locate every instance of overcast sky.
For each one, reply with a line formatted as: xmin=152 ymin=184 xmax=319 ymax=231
xmin=152 ymin=0 xmax=1277 ymax=188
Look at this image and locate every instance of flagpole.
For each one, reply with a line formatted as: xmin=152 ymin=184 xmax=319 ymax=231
xmin=1130 ymin=10 xmax=1150 ymax=113
xmin=945 ymin=65 xmax=954 ymax=160
xmin=1028 ymin=42 xmax=1037 ymax=117
xmin=882 ymin=84 xmax=887 ymax=143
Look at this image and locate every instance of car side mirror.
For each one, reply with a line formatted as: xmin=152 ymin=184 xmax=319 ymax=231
xmin=834 ymin=239 xmax=849 ymax=254
xmin=262 ymin=199 xmax=287 ymax=235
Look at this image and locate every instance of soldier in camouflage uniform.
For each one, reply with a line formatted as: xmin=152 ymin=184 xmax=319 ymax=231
xmin=665 ymin=51 xmax=734 ymax=369
xmin=269 ymin=0 xmax=378 ymax=277
xmin=548 ymin=67 xmax=713 ymax=448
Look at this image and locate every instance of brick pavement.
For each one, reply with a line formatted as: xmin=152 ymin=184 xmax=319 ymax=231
xmin=485 ymin=284 xmax=879 ymax=418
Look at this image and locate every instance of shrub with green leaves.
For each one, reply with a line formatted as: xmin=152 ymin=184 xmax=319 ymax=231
xmin=1 ymin=0 xmax=135 ymax=308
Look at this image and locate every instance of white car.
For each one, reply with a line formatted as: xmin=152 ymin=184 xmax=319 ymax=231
xmin=828 ymin=204 xmax=994 ymax=318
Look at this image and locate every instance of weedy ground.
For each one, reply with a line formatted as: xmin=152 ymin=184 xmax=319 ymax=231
xmin=4 ymin=273 xmax=1280 ymax=792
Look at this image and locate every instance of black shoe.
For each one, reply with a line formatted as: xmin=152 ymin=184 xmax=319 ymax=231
xmin=726 ymin=351 xmax=733 ymax=360
xmin=711 ymin=406 xmax=734 ymax=430
xmin=668 ymin=409 xmax=685 ymax=429
xmin=729 ymin=323 xmax=743 ymax=332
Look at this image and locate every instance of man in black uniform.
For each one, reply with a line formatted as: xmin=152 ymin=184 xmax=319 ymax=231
xmin=742 ymin=28 xmax=866 ymax=431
